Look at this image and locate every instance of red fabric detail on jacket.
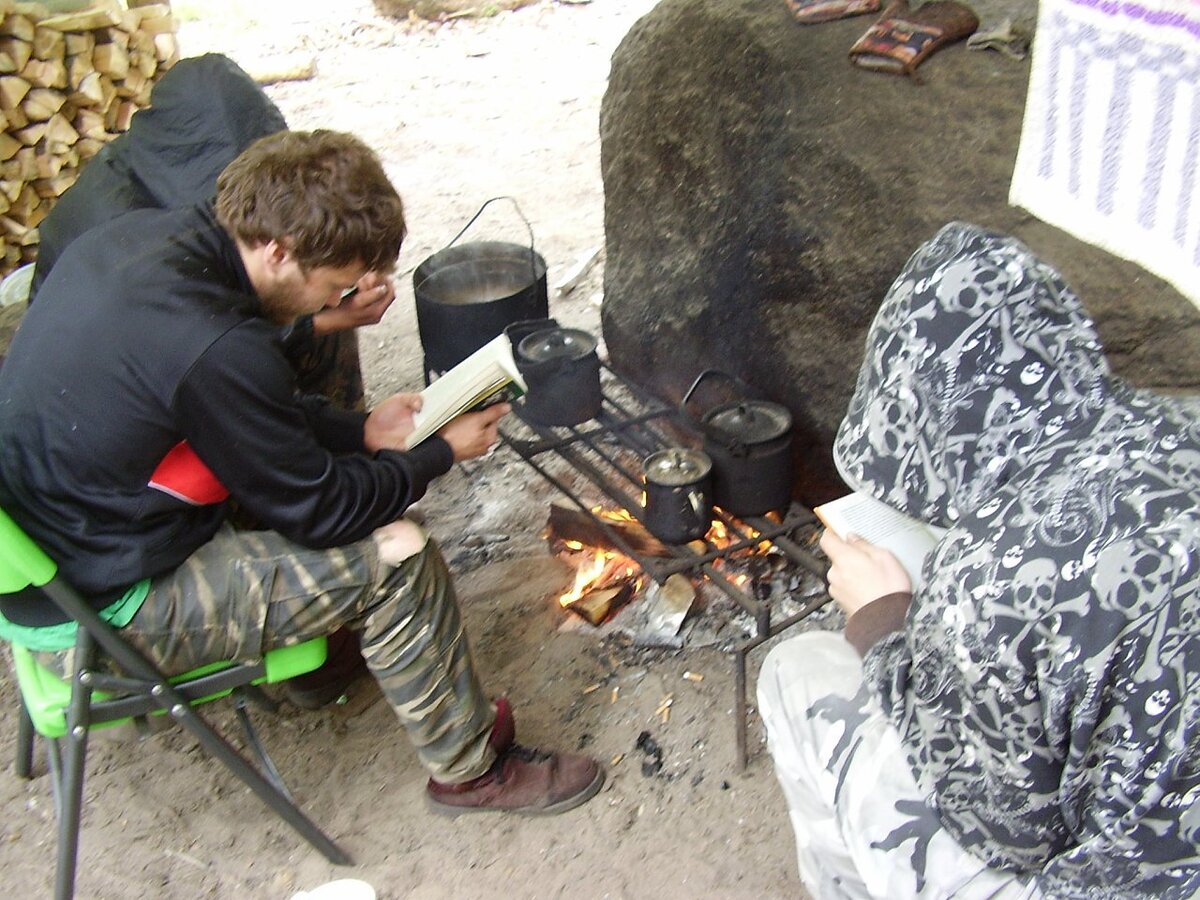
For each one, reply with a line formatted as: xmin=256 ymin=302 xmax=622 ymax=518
xmin=148 ymin=440 xmax=229 ymax=505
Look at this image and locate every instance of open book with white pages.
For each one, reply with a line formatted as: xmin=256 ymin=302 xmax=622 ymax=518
xmin=814 ymin=491 xmax=948 ymax=590
xmin=406 ymin=333 xmax=528 ymax=449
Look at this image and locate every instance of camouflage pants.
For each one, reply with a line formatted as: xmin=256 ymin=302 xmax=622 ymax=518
xmin=757 ymin=632 xmax=1040 ymax=900
xmin=37 ymin=526 xmax=497 ymax=783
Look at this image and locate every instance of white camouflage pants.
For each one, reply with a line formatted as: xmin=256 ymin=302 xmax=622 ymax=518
xmin=756 ymin=631 xmax=1041 ymax=900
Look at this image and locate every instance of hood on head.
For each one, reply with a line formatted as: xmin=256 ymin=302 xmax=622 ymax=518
xmin=122 ymin=53 xmax=288 ymax=209
xmin=833 ymin=222 xmax=1112 ymax=526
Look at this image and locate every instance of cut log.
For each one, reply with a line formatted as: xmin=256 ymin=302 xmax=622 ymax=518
xmin=38 ymin=0 xmax=123 ymax=33
xmin=563 ymin=582 xmax=634 ymax=626
xmin=26 ymin=202 xmax=48 ymax=229
xmin=3 ymin=104 xmax=25 ymax=129
xmin=91 ymin=41 xmax=127 ymax=79
xmin=0 ymin=13 xmax=35 ymax=42
xmin=244 ymin=53 xmax=316 ymax=85
xmin=74 ymin=134 xmax=102 ymax=159
xmin=0 ymin=1 xmax=181 ymax=270
xmin=43 ymin=109 xmax=76 ymax=145
xmin=31 ymin=23 xmax=62 ymax=59
xmin=114 ymin=64 xmax=142 ymax=97
xmin=33 ymin=168 xmax=73 ymax=198
xmin=0 ymin=74 xmax=28 ymax=109
xmin=71 ymin=104 xmax=105 ymax=138
xmin=20 ymin=85 xmax=62 ymax=120
xmin=130 ymin=47 xmax=155 ymax=78
xmin=0 ymin=213 xmax=26 ymax=236
xmin=8 ymin=181 xmax=37 ymax=217
xmin=136 ymin=12 xmax=175 ymax=36
xmin=105 ymin=97 xmax=134 ymax=131
xmin=13 ymin=118 xmax=43 ymax=144
xmin=65 ymin=49 xmax=89 ymax=88
xmin=127 ymin=27 xmax=151 ymax=55
xmin=151 ymin=30 xmax=177 ymax=65
xmin=0 ymin=175 xmax=21 ymax=201
xmin=0 ymin=36 xmax=33 ymax=73
xmin=0 ymin=128 xmax=17 ymax=160
xmin=63 ymin=30 xmax=92 ymax=56
xmin=546 ymin=503 xmax=672 ymax=558
xmin=99 ymin=25 xmax=128 ymax=53
xmin=69 ymin=70 xmax=113 ymax=110
xmin=21 ymin=56 xmax=65 ymax=88
xmin=11 ymin=144 xmax=33 ymax=179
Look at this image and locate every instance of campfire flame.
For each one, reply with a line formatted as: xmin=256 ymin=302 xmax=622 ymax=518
xmin=555 ymin=505 xmax=768 ymax=610
xmin=559 ymin=507 xmax=644 ymax=607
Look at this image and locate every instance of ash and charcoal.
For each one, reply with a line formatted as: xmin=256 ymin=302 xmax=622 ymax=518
xmin=635 ymin=730 xmax=665 ymax=776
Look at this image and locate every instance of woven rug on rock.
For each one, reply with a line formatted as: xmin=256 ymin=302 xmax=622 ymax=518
xmin=1010 ymin=0 xmax=1200 ymax=306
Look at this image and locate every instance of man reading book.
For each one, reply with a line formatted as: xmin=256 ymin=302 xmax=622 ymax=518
xmin=758 ymin=222 xmax=1200 ymax=897
xmin=0 ymin=130 xmax=603 ymax=818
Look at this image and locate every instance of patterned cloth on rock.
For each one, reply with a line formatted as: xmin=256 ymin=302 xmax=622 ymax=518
xmin=786 ymin=0 xmax=881 ymax=25
xmin=827 ymin=221 xmax=1200 ymax=896
xmin=847 ymin=0 xmax=979 ymax=83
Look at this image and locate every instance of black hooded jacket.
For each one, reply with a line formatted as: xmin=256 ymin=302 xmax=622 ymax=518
xmin=30 ymin=53 xmax=288 ymax=299
xmin=0 ymin=204 xmax=451 ymax=622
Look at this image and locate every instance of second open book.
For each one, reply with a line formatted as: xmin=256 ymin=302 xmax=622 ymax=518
xmin=406 ymin=334 xmax=528 ymax=449
xmin=814 ymin=491 xmax=948 ymax=590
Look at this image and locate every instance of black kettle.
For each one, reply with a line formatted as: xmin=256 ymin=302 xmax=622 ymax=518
xmin=504 ymin=318 xmax=602 ymax=427
xmin=682 ymin=370 xmax=794 ymax=517
xmin=642 ymin=448 xmax=714 ymax=544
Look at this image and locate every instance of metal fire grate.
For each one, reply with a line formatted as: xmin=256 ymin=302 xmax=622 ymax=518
xmin=498 ymin=361 xmax=831 ymax=768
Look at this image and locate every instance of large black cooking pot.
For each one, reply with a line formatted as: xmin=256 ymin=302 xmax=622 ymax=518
xmin=682 ymin=370 xmax=794 ymax=517
xmin=413 ymin=197 xmax=548 ymax=383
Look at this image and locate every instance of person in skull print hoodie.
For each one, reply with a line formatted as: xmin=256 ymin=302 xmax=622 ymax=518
xmin=758 ymin=221 xmax=1200 ymax=898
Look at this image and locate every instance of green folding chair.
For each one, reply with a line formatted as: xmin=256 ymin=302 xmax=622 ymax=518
xmin=0 ymin=506 xmax=351 ymax=899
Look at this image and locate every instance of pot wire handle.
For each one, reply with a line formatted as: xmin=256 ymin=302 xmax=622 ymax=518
xmin=680 ymin=369 xmax=753 ymax=454
xmin=444 ymin=196 xmax=538 ymax=287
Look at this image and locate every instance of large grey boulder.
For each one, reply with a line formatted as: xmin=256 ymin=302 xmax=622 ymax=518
xmin=599 ymin=0 xmax=1200 ymax=506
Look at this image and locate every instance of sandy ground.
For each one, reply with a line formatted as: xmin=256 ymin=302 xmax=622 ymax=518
xmin=0 ymin=2 xmax=833 ymax=897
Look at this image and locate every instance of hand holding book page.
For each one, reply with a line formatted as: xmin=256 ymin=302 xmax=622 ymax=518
xmin=814 ymin=491 xmax=948 ymax=590
xmin=406 ymin=333 xmax=528 ymax=449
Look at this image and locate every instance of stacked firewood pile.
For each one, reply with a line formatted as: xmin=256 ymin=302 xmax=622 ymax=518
xmin=0 ymin=0 xmax=178 ymax=272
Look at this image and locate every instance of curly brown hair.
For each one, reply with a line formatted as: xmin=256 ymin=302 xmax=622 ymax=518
xmin=215 ymin=130 xmax=406 ymax=273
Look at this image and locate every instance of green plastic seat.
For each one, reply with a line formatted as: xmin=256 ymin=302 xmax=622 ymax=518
xmin=12 ymin=634 xmax=327 ymax=740
xmin=0 ymin=507 xmax=351 ymax=899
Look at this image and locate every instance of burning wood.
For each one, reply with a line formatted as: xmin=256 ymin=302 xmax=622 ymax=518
xmin=548 ymin=500 xmax=774 ymax=634
xmin=562 ymin=582 xmax=632 ymax=626
xmin=546 ymin=502 xmax=672 ymax=557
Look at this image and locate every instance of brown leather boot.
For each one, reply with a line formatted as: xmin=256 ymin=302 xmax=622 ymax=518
xmin=426 ymin=743 xmax=604 ymax=817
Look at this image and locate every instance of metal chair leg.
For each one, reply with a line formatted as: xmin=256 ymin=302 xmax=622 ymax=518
xmin=54 ymin=722 xmax=88 ymax=900
xmin=15 ymin=698 xmax=34 ymax=778
xmin=232 ymin=690 xmax=292 ymax=801
xmin=167 ymin=701 xmax=352 ymax=865
xmin=238 ymin=682 xmax=281 ymax=714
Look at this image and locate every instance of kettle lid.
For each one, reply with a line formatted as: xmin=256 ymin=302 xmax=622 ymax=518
xmin=517 ymin=327 xmax=597 ymax=363
xmin=705 ymin=401 xmax=791 ymax=444
xmin=643 ymin=448 xmax=712 ymax=485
